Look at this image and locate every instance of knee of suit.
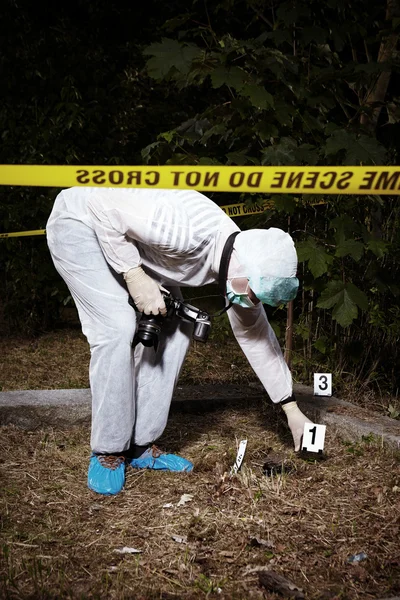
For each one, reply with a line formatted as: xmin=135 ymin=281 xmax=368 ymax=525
xmin=112 ymin=316 xmax=137 ymax=345
xmin=83 ymin=313 xmax=137 ymax=348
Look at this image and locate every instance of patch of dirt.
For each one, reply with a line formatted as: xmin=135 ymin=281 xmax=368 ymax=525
xmin=1 ymin=327 xmax=399 ymax=423
xmin=0 ymin=330 xmax=91 ymax=391
xmin=0 ymin=331 xmax=256 ymax=392
xmin=1 ymin=403 xmax=400 ymax=599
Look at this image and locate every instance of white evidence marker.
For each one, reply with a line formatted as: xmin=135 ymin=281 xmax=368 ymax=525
xmin=301 ymin=422 xmax=326 ymax=453
xmin=314 ymin=373 xmax=332 ymax=396
xmin=231 ymin=439 xmax=248 ymax=474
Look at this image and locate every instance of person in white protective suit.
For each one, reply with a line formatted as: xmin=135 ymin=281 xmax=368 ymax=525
xmin=46 ymin=186 xmax=310 ymax=496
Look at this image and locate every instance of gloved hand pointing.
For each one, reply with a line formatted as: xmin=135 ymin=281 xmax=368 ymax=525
xmin=124 ymin=266 xmax=167 ymax=316
xmin=281 ymin=400 xmax=312 ymax=452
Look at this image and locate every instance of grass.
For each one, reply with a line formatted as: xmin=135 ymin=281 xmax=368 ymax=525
xmin=1 ymin=326 xmax=400 ymax=598
xmin=0 ymin=326 xmax=257 ymax=392
xmin=0 ymin=328 xmax=91 ymax=391
xmin=1 ymin=406 xmax=400 ymax=599
xmin=1 ymin=325 xmax=399 ymax=422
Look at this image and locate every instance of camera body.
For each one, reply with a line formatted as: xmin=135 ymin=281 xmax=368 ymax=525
xmin=131 ymin=292 xmax=211 ymax=349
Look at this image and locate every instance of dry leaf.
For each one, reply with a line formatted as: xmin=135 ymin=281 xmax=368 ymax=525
xmin=258 ymin=570 xmax=304 ymax=599
xmin=114 ymin=547 xmax=142 ymax=554
xmin=249 ymin=536 xmax=275 ymax=548
xmin=171 ymin=534 xmax=188 ymax=544
xmin=177 ymin=494 xmax=193 ymax=507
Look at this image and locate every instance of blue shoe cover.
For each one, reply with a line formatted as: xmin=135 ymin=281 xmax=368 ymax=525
xmin=129 ymin=446 xmax=193 ymax=472
xmin=87 ymin=454 xmax=126 ymax=495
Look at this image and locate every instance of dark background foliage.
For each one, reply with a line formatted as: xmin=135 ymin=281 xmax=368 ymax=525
xmin=1 ymin=0 xmax=399 ymax=394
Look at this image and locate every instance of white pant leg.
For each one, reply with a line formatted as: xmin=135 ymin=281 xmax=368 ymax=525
xmin=133 ymin=286 xmax=192 ymax=446
xmin=47 ymin=209 xmax=137 ymax=453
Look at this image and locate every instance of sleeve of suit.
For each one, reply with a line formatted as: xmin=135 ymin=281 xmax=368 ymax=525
xmin=226 ymin=302 xmax=293 ymax=403
xmin=86 ymin=195 xmax=143 ymax=274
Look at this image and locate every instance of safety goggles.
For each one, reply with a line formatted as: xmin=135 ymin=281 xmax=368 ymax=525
xmin=227 ymin=277 xmax=259 ymax=306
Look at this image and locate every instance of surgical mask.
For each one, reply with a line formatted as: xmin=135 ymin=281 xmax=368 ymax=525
xmin=248 ymin=276 xmax=299 ymax=307
xmin=226 ymin=278 xmax=256 ymax=308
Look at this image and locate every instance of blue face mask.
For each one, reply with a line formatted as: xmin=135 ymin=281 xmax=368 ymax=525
xmin=248 ymin=276 xmax=299 ymax=307
xmin=226 ymin=279 xmax=255 ymax=308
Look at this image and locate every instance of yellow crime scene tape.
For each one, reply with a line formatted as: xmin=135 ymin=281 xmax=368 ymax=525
xmin=0 ymin=202 xmax=270 ymax=239
xmin=1 ymin=164 xmax=400 ymax=194
xmin=0 ymin=229 xmax=46 ymax=239
xmin=1 ymin=164 xmax=399 ymax=238
xmin=0 ymin=199 xmax=325 ymax=239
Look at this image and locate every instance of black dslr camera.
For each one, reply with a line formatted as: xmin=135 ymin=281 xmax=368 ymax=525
xmin=130 ymin=291 xmax=211 ymax=350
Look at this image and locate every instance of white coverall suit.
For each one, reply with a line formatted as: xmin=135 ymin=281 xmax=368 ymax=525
xmin=46 ymin=187 xmax=293 ymax=454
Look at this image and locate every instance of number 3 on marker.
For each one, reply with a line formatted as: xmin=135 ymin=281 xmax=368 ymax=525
xmin=314 ymin=373 xmax=332 ymax=396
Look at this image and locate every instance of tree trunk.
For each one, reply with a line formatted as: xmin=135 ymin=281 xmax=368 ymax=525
xmin=360 ymin=0 xmax=400 ymax=131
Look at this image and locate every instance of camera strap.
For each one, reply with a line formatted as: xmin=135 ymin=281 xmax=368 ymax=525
xmin=217 ymin=230 xmax=240 ymax=315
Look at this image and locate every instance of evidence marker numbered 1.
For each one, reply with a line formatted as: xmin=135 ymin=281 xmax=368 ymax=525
xmin=314 ymin=373 xmax=332 ymax=396
xmin=301 ymin=422 xmax=326 ymax=453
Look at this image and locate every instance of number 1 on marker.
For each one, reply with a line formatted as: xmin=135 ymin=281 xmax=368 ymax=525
xmin=301 ymin=422 xmax=326 ymax=453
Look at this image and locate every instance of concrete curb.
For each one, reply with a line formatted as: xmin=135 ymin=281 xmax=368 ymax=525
xmin=1 ymin=383 xmax=400 ymax=448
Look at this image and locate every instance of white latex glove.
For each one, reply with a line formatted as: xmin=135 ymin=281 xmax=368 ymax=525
xmin=281 ymin=400 xmax=312 ymax=452
xmin=123 ymin=266 xmax=167 ymax=316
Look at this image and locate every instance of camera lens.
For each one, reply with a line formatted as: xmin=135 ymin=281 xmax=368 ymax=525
xmin=193 ymin=319 xmax=211 ymax=343
xmin=134 ymin=317 xmax=162 ymax=347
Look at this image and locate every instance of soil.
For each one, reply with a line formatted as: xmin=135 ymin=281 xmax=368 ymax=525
xmin=1 ymin=328 xmax=400 ymax=598
xmin=1 ymin=397 xmax=400 ymax=599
